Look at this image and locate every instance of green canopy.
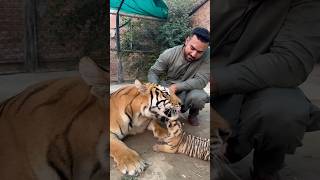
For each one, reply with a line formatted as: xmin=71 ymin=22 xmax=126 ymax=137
xmin=110 ymin=0 xmax=168 ymax=19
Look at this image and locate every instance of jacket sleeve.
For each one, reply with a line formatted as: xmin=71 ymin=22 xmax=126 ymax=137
xmin=213 ymin=0 xmax=320 ymax=95
xmin=175 ymin=58 xmax=210 ymax=91
xmin=147 ymin=50 xmax=170 ymax=84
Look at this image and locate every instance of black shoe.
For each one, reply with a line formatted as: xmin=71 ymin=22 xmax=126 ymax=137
xmin=188 ymin=115 xmax=200 ymax=126
xmin=188 ymin=108 xmax=200 ymax=126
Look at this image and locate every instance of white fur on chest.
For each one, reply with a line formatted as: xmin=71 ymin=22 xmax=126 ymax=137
xmin=120 ymin=112 xmax=152 ymax=136
xmin=129 ymin=115 xmax=152 ymax=135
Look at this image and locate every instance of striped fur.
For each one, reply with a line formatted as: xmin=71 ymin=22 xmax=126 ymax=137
xmin=0 ymin=57 xmax=112 ymax=180
xmin=153 ymin=119 xmax=210 ymax=161
xmin=153 ymin=109 xmax=240 ymax=180
xmin=0 ymin=76 xmax=108 ymax=180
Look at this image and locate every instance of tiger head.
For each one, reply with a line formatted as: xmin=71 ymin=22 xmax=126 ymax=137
xmin=166 ymin=119 xmax=184 ymax=138
xmin=134 ymin=80 xmax=181 ymax=121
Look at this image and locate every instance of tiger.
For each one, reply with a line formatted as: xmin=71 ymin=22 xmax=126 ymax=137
xmin=110 ymin=79 xmax=182 ymax=176
xmin=0 ymin=57 xmax=109 ymax=180
xmin=152 ymin=119 xmax=210 ymax=160
xmin=152 ymin=107 xmax=238 ymax=180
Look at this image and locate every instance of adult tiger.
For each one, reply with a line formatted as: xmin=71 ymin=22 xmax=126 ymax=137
xmin=110 ymin=79 xmax=181 ymax=176
xmin=0 ymin=57 xmax=109 ymax=180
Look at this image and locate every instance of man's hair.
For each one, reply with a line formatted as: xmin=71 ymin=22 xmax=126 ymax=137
xmin=190 ymin=27 xmax=209 ymax=43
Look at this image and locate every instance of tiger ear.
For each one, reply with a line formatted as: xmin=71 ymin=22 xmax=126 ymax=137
xmin=134 ymin=79 xmax=147 ymax=93
xmin=79 ymin=57 xmax=108 ymax=98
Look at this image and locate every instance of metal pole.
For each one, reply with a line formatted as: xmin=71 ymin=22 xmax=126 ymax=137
xmin=116 ymin=0 xmax=125 ymax=83
xmin=25 ymin=0 xmax=38 ymax=72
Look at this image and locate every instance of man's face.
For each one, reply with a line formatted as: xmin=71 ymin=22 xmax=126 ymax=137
xmin=184 ymin=35 xmax=209 ymax=62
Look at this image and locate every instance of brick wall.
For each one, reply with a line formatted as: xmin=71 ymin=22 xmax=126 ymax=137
xmin=0 ymin=0 xmax=25 ymax=72
xmin=36 ymin=0 xmax=106 ymax=71
xmin=110 ymin=14 xmax=117 ymax=81
xmin=191 ymin=0 xmax=210 ymax=30
xmin=110 ymin=14 xmax=133 ymax=82
xmin=0 ymin=0 xmax=106 ymax=74
xmin=110 ymin=50 xmax=117 ymax=81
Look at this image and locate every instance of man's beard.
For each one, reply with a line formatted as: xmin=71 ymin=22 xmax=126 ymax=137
xmin=185 ymin=53 xmax=196 ymax=62
xmin=184 ymin=50 xmax=195 ymax=62
xmin=183 ymin=45 xmax=197 ymax=62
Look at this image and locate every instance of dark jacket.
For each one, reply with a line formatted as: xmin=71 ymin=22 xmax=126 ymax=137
xmin=212 ymin=0 xmax=320 ymax=95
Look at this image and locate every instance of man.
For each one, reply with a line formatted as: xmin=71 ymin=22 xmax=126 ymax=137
xmin=212 ymin=0 xmax=320 ymax=180
xmin=148 ymin=27 xmax=210 ymax=126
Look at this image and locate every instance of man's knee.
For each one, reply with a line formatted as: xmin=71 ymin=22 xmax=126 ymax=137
xmin=185 ymin=89 xmax=209 ymax=109
xmin=260 ymin=109 xmax=305 ymax=152
xmin=243 ymin=88 xmax=308 ymax=152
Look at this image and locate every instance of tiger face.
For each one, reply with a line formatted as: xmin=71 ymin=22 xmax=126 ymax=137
xmin=136 ymin=80 xmax=181 ymax=121
xmin=166 ymin=119 xmax=184 ymax=138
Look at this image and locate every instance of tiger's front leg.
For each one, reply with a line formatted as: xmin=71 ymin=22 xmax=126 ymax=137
xmin=110 ymin=134 xmax=148 ymax=176
xmin=152 ymin=143 xmax=178 ymax=153
xmin=147 ymin=119 xmax=168 ymax=141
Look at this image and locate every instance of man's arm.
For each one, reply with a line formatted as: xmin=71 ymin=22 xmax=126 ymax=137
xmin=213 ymin=0 xmax=320 ymax=95
xmin=175 ymin=58 xmax=210 ymax=92
xmin=148 ymin=51 xmax=170 ymax=84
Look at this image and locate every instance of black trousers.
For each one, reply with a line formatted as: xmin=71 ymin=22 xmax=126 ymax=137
xmin=212 ymin=87 xmax=320 ymax=173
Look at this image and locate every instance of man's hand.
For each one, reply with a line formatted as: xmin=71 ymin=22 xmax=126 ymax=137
xmin=169 ymin=84 xmax=177 ymax=94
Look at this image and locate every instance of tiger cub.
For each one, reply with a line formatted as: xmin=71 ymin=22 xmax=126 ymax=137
xmin=153 ymin=119 xmax=210 ymax=161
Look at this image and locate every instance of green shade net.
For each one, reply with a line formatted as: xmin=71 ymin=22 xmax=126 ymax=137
xmin=110 ymin=0 xmax=168 ymax=19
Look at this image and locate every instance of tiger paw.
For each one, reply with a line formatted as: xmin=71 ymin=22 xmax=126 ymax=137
xmin=153 ymin=143 xmax=177 ymax=154
xmin=157 ymin=135 xmax=169 ymax=143
xmin=153 ymin=143 xmax=167 ymax=152
xmin=115 ymin=150 xmax=149 ymax=176
xmin=152 ymin=144 xmax=161 ymax=152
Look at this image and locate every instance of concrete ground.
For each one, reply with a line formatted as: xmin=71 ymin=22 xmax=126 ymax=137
xmin=0 ymin=65 xmax=319 ymax=180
